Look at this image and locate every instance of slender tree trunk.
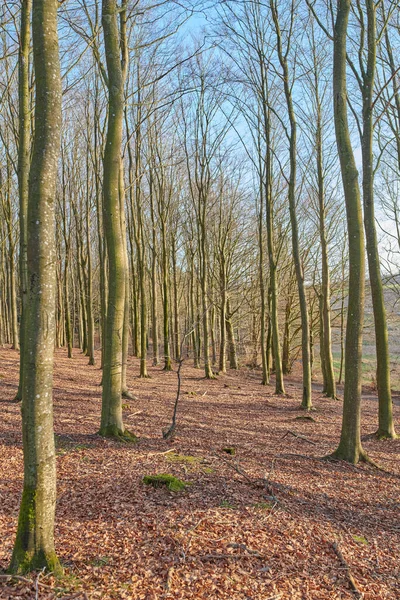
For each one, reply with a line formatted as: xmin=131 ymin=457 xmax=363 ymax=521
xmin=149 ymin=174 xmax=159 ymax=365
xmin=161 ymin=223 xmax=172 ymax=370
xmin=263 ymin=108 xmax=284 ymax=393
xmin=63 ymin=252 xmax=72 ymax=358
xmin=219 ymin=260 xmax=227 ymax=373
xmin=258 ymin=189 xmax=268 ymax=385
xmin=120 ymin=163 xmax=133 ymax=395
xmin=361 ymin=0 xmax=396 ymax=439
xmin=226 ymin=300 xmax=238 ymax=370
xmin=316 ymin=99 xmax=336 ymax=399
xmin=15 ymin=0 xmax=31 ymax=398
xmin=270 ymin=1 xmax=311 ymax=408
xmin=172 ymin=235 xmax=180 ymax=361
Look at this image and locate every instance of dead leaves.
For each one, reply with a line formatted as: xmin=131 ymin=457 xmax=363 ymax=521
xmin=0 ymin=347 xmax=399 ymax=599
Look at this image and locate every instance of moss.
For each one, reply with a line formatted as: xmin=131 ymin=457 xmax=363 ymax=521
xmin=253 ymin=501 xmax=274 ymax=510
xmin=9 ymin=486 xmax=63 ymax=576
xmin=353 ymin=535 xmax=368 ymax=545
xmin=220 ymin=499 xmax=235 ymax=509
xmin=202 ymin=467 xmax=215 ymax=474
xmin=165 ymin=453 xmax=202 ymax=465
xmin=143 ymin=474 xmax=188 ymax=492
xmin=374 ymin=428 xmax=398 ymax=440
xmin=98 ymin=425 xmax=138 ymax=443
xmin=222 ymin=447 xmax=236 ymax=455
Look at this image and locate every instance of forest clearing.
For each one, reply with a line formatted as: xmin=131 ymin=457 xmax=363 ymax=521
xmin=1 ymin=0 xmax=400 ymax=597
xmin=0 ymin=347 xmax=399 ymax=599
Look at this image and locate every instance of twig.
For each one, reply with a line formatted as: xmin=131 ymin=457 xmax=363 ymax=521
xmin=0 ymin=574 xmax=54 ymax=590
xmin=264 ymin=458 xmax=276 ymax=484
xmin=332 ymin=541 xmax=363 ymax=598
xmin=227 ymin=542 xmax=263 ymax=557
xmin=35 ymin=568 xmax=45 ymax=599
xmin=198 ymin=553 xmax=252 ymax=561
xmin=212 ymin=450 xmax=254 ymax=484
xmin=282 ymin=430 xmax=317 ymax=445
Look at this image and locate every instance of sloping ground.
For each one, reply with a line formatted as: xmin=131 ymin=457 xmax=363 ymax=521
xmin=0 ymin=347 xmax=399 ymax=600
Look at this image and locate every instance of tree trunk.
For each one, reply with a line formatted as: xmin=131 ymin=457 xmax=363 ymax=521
xmin=99 ymin=0 xmax=130 ymax=439
xmin=270 ymin=1 xmax=312 ymax=408
xmin=14 ymin=0 xmax=31 ymax=399
xmin=331 ymin=0 xmax=366 ymax=463
xmin=361 ymin=0 xmax=396 ymax=439
xmin=9 ymin=0 xmax=62 ymax=573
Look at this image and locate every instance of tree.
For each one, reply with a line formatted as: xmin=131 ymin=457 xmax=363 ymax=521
xmin=9 ymin=0 xmax=62 ymax=573
xmin=14 ymin=0 xmax=32 ymax=401
xmin=99 ymin=0 xmax=134 ymax=439
xmin=270 ymin=0 xmax=312 ymax=409
xmin=331 ymin=0 xmax=367 ymax=464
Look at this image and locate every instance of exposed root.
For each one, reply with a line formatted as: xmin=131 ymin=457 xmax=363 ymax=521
xmin=122 ymin=390 xmax=137 ymax=400
xmin=282 ymin=430 xmax=316 ymax=445
xmin=162 ymin=424 xmax=176 ymax=440
xmin=98 ymin=426 xmax=138 ymax=443
xmin=373 ymin=428 xmax=398 ymax=440
xmin=323 ymin=451 xmax=389 ymax=473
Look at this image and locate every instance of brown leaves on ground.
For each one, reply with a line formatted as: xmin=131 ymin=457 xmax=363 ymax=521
xmin=0 ymin=347 xmax=399 ymax=599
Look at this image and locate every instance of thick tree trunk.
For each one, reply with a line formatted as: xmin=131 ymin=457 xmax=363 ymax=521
xmin=331 ymin=0 xmax=366 ymax=463
xmin=99 ymin=0 xmax=130 ymax=439
xmin=9 ymin=0 xmax=62 ymax=574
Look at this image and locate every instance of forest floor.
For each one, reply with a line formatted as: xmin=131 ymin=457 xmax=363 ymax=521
xmin=0 ymin=347 xmax=399 ymax=600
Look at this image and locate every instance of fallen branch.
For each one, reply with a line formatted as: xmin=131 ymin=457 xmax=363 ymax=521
xmin=227 ymin=542 xmax=264 ymax=558
xmin=0 ymin=574 xmax=55 ymax=591
xmin=332 ymin=541 xmax=363 ymax=599
xmin=282 ymin=430 xmax=317 ymax=445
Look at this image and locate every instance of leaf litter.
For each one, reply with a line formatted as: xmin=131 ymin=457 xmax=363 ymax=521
xmin=0 ymin=347 xmax=399 ymax=599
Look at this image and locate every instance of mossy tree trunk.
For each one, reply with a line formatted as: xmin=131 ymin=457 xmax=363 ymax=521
xmin=9 ymin=0 xmax=62 ymax=574
xmin=360 ymin=0 xmax=396 ymax=439
xmin=99 ymin=0 xmax=129 ymax=438
xmin=331 ymin=0 xmax=367 ymax=464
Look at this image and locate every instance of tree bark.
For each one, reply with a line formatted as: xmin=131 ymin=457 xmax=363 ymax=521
xmin=331 ymin=0 xmax=366 ymax=463
xmin=99 ymin=0 xmax=130 ymax=438
xmin=9 ymin=0 xmax=62 ymax=574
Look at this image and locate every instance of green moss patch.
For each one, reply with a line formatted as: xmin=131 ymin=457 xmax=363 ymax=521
xmin=165 ymin=453 xmax=202 ymax=465
xmin=253 ymin=501 xmax=274 ymax=510
xmin=222 ymin=447 xmax=236 ymax=455
xmin=143 ymin=474 xmax=189 ymax=492
xmin=353 ymin=535 xmax=368 ymax=545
